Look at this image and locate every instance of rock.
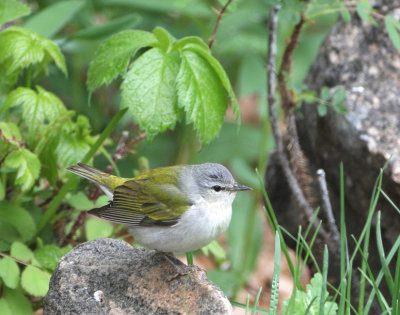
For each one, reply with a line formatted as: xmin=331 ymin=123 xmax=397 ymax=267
xmin=266 ymin=5 xmax=400 ymax=302
xmin=44 ymin=238 xmax=232 ymax=315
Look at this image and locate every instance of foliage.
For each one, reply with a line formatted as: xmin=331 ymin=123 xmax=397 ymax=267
xmin=88 ymin=27 xmax=239 ymax=144
xmin=0 ymin=0 xmax=399 ymax=313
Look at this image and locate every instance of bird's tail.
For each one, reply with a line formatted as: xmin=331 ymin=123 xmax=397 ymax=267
xmin=66 ymin=163 xmax=106 ymax=185
xmin=66 ymin=163 xmax=122 ymax=198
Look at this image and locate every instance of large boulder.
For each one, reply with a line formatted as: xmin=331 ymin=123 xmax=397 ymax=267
xmin=44 ymin=238 xmax=232 ymax=314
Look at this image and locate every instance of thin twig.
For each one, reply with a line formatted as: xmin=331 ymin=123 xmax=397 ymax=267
xmin=316 ymin=169 xmax=340 ymax=243
xmin=0 ymin=251 xmax=30 ymax=267
xmin=267 ymin=7 xmax=329 ymax=241
xmin=209 ymin=0 xmax=234 ymax=49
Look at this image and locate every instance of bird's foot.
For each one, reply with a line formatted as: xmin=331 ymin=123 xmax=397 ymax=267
xmin=152 ymin=252 xmax=205 ymax=281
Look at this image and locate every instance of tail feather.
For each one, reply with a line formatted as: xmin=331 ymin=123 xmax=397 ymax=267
xmin=66 ymin=163 xmax=105 ymax=185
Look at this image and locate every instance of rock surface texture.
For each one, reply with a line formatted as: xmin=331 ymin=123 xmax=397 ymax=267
xmin=44 ymin=238 xmax=232 ymax=315
xmin=266 ymin=1 xmax=400 ymax=295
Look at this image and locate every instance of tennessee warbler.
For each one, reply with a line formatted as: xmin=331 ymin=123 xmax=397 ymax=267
xmin=67 ymin=163 xmax=251 ymax=253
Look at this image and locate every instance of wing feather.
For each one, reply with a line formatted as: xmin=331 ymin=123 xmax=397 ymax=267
xmin=88 ymin=171 xmax=192 ymax=227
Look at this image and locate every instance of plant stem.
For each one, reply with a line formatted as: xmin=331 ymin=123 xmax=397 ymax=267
xmin=36 ymin=108 xmax=128 ymax=233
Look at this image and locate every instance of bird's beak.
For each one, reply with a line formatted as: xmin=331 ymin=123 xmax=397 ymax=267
xmin=232 ymin=183 xmax=252 ymax=191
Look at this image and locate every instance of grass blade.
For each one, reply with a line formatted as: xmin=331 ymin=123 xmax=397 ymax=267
xmin=269 ymin=231 xmax=281 ymax=315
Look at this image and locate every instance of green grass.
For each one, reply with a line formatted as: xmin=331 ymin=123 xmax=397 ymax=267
xmin=232 ymin=167 xmax=400 ymax=314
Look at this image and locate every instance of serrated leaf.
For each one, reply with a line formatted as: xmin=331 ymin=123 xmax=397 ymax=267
xmin=4 ymin=86 xmax=67 ymax=136
xmin=11 ymin=242 xmax=34 ymax=263
xmin=176 ymin=50 xmax=227 ymax=144
xmin=4 ymin=148 xmax=40 ymax=191
xmin=121 ymin=47 xmax=181 ymax=139
xmin=152 ymin=26 xmax=176 ymax=52
xmin=55 ymin=131 xmax=91 ymax=168
xmin=3 ymin=288 xmax=32 ymax=315
xmin=0 ymin=257 xmax=20 ymax=289
xmin=21 ymin=265 xmax=51 ymax=296
xmin=0 ymin=26 xmax=67 ymax=76
xmin=0 ymin=122 xmax=22 ymax=159
xmin=23 ymin=0 xmax=84 ymax=38
xmin=173 ymin=36 xmax=210 ymax=52
xmin=385 ymin=16 xmax=400 ymax=51
xmin=0 ymin=0 xmax=31 ymax=26
xmin=87 ymin=30 xmax=157 ymax=91
xmin=317 ymin=104 xmax=327 ymax=116
xmin=0 ymin=122 xmax=21 ymax=141
xmin=85 ymin=218 xmax=114 ymax=241
xmin=0 ymin=202 xmax=36 ymax=242
xmin=34 ymin=245 xmax=67 ymax=271
xmin=184 ymin=44 xmax=240 ymax=120
xmin=281 ymin=273 xmax=338 ymax=314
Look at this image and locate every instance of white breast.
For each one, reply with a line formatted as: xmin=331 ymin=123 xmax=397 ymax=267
xmin=129 ymin=197 xmax=234 ymax=253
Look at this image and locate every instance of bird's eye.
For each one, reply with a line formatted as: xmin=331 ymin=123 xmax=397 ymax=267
xmin=212 ymin=185 xmax=222 ymax=192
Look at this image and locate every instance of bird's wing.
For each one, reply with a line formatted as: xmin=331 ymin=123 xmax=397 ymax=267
xmin=88 ymin=179 xmax=192 ymax=227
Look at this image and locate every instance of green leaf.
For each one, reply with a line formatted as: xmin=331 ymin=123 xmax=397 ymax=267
xmin=206 ymin=270 xmax=241 ymax=297
xmin=183 ymin=44 xmax=240 ymax=120
xmin=21 ymin=265 xmax=51 ymax=296
xmin=23 ymin=0 xmax=84 ymax=38
xmin=0 ymin=180 xmax=4 ymax=201
xmin=121 ymin=48 xmax=181 ymax=139
xmin=4 ymin=148 xmax=40 ymax=191
xmin=176 ymin=50 xmax=227 ymax=144
xmin=385 ymin=16 xmax=400 ymax=51
xmin=0 ymin=122 xmax=22 ymax=159
xmin=332 ymin=88 xmax=346 ymax=105
xmin=85 ymin=218 xmax=114 ymax=241
xmin=54 ymin=129 xmax=92 ymax=168
xmin=320 ymin=86 xmax=331 ymax=100
xmin=173 ymin=36 xmax=210 ymax=53
xmin=281 ymin=273 xmax=338 ymax=315
xmin=356 ymin=3 xmax=377 ymax=25
xmin=66 ymin=192 xmax=95 ymax=211
xmin=87 ymin=30 xmax=157 ymax=91
xmin=3 ymin=86 xmax=67 ymax=136
xmin=0 ymin=26 xmax=67 ymax=76
xmin=201 ymin=240 xmax=227 ymax=262
xmin=0 ymin=0 xmax=31 ymax=26
xmin=0 ymin=122 xmax=21 ymax=141
xmin=0 ymin=257 xmax=20 ymax=289
xmin=152 ymin=26 xmax=176 ymax=52
xmin=339 ymin=3 xmax=351 ymax=23
xmin=0 ymin=298 xmax=12 ymax=315
xmin=2 ymin=288 xmax=32 ymax=315
xmin=11 ymin=242 xmax=34 ymax=263
xmin=34 ymin=245 xmax=68 ymax=271
xmin=334 ymin=102 xmax=348 ymax=115
xmin=0 ymin=202 xmax=36 ymax=242
xmin=317 ymin=103 xmax=327 ymax=116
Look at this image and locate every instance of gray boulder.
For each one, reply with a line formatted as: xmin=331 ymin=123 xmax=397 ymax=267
xmin=44 ymin=238 xmax=232 ymax=314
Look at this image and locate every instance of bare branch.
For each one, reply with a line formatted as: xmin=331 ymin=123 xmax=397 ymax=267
xmin=316 ymin=169 xmax=340 ymax=243
xmin=267 ymin=7 xmax=329 ymax=240
xmin=209 ymin=0 xmax=234 ymax=49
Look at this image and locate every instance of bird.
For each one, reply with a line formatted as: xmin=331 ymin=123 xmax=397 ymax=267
xmin=66 ymin=163 xmax=251 ymax=253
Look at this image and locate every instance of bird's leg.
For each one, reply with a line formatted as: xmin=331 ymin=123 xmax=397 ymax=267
xmin=152 ymin=251 xmax=205 ymax=281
